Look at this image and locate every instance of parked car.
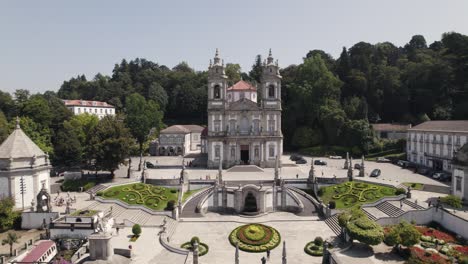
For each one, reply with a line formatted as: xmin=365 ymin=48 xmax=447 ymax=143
xmin=290 ymin=154 xmax=303 ymax=161
xmin=145 ymin=161 xmax=156 ymax=168
xmin=354 ymin=163 xmax=361 ymax=170
xmin=376 ymin=157 xmax=391 ymax=163
xmin=314 ymin=160 xmax=327 ymax=166
xmin=417 ymin=167 xmax=431 ymax=175
xmin=296 ymin=158 xmax=307 ymax=164
xmin=329 ymin=155 xmax=342 ymax=159
xmin=432 ymin=172 xmax=451 ymax=181
xmin=370 ymin=169 xmax=381 ymax=177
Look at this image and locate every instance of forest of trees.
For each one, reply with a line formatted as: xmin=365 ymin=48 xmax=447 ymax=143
xmin=0 ymin=32 xmax=467 ymax=169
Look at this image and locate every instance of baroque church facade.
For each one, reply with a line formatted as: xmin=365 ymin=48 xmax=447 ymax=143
xmin=207 ymin=49 xmax=283 ymax=168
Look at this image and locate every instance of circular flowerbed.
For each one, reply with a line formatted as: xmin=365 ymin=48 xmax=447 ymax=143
xmin=304 ymin=242 xmax=323 ymax=256
xmin=181 ymin=242 xmax=209 ymax=256
xmin=229 ymin=224 xmax=281 ymax=252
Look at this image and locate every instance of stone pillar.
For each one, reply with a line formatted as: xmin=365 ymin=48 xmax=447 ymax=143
xmin=222 ymin=186 xmax=228 ymax=210
xmin=32 ymin=172 xmax=39 ymax=198
xmin=282 ymin=241 xmax=287 ymax=264
xmin=88 ymin=233 xmax=114 ymax=261
xmin=359 ymin=156 xmax=365 ymax=177
xmin=213 ymin=186 xmax=219 ymax=208
xmin=344 ymin=152 xmax=349 ymax=169
xmin=9 ymin=175 xmax=15 ymax=197
xmin=193 ymin=241 xmax=199 ymax=264
xmin=235 ymin=242 xmax=239 ymax=264
xmin=280 ymin=181 xmax=286 ymax=210
xmin=347 ymin=158 xmax=353 ymax=181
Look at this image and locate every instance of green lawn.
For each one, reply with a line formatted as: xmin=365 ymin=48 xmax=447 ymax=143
xmin=99 ymin=183 xmax=179 ymax=211
xmin=319 ymin=181 xmax=398 ymax=209
xmin=182 ymin=189 xmax=203 ymax=202
xmin=402 ymin=182 xmax=424 ymax=190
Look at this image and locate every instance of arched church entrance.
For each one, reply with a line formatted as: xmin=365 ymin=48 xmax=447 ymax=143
xmin=243 ymin=192 xmax=257 ymax=213
xmin=240 ymin=145 xmax=249 ymax=165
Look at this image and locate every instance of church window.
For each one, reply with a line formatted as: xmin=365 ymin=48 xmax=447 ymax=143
xmin=254 ymin=147 xmax=259 ymax=158
xmin=214 ymin=120 xmax=220 ymax=132
xmin=253 ymin=120 xmax=260 ymax=132
xmin=215 ymin=146 xmax=220 ymax=158
xmin=229 ymin=120 xmax=236 ymax=133
xmin=269 ymin=68 xmax=272 ymax=73
xmin=214 ymin=85 xmax=221 ymax=99
xmin=268 ymin=119 xmax=275 ymax=132
xmin=231 ymin=147 xmax=235 ymax=159
xmin=268 ymin=85 xmax=275 ymax=98
xmin=240 ymin=92 xmax=245 ymax=99
xmin=269 ymin=145 xmax=275 ymax=157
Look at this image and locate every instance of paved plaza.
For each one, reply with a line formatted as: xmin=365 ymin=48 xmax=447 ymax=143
xmin=139 ymin=155 xmax=448 ymax=188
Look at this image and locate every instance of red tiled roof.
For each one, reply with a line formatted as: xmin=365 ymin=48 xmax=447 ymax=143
xmin=227 ymin=80 xmax=256 ymax=91
xmin=62 ymin=99 xmax=114 ymax=108
xmin=21 ymin=240 xmax=56 ymax=262
xmin=372 ymin=123 xmax=411 ymax=132
xmin=409 ymin=121 xmax=468 ymax=133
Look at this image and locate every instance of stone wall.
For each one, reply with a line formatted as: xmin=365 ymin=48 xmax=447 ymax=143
xmin=21 ymin=212 xmax=59 ymax=229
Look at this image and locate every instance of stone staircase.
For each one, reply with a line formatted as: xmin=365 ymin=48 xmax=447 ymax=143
xmin=363 ymin=210 xmax=377 ymax=221
xmin=375 ymin=201 xmax=405 ymax=217
xmin=403 ymin=199 xmax=425 ymax=210
xmin=165 ymin=217 xmax=178 ymax=239
xmin=86 ymin=184 xmax=107 ymax=194
xmin=324 ymin=214 xmax=341 ymax=236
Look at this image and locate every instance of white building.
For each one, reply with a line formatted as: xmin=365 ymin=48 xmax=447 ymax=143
xmin=206 ymin=49 xmax=283 ymax=168
xmin=62 ymin=99 xmax=115 ymax=119
xmin=452 ymin=143 xmax=468 ymax=201
xmin=0 ymin=119 xmax=51 ymax=209
xmin=407 ymin=121 xmax=468 ymax=172
xmin=157 ymin=125 xmax=205 ymax=156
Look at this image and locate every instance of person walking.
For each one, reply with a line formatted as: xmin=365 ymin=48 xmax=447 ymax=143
xmin=261 ymin=256 xmax=266 ymax=264
xmin=400 ymin=200 xmax=403 ymax=209
xmin=266 ymin=248 xmax=270 ymax=260
xmin=116 ymin=227 xmax=120 ymax=235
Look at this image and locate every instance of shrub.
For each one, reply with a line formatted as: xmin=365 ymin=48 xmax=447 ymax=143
xmin=395 ymin=188 xmax=406 ymax=195
xmin=304 ymin=241 xmax=323 ymax=256
xmin=318 ymin=187 xmax=324 ymax=196
xmin=191 ymin=236 xmax=200 ymax=246
xmin=314 ymin=236 xmax=323 ymax=246
xmin=328 ymin=201 xmax=336 ymax=209
xmin=83 ymin=182 xmax=96 ymax=191
xmin=132 ymin=224 xmax=142 ymax=236
xmin=170 ymin=189 xmax=177 ymax=194
xmin=166 ymin=200 xmax=176 ymax=211
xmin=96 ymin=191 xmax=103 ymax=196
xmin=441 ymin=195 xmax=462 ymax=209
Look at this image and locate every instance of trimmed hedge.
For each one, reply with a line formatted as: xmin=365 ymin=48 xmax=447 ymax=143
xmin=304 ymin=241 xmax=323 ymax=256
xmin=180 ymin=241 xmax=209 ymax=256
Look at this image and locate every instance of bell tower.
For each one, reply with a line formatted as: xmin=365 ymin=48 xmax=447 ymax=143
xmin=261 ymin=49 xmax=282 ymax=110
xmin=208 ymin=49 xmax=228 ymax=110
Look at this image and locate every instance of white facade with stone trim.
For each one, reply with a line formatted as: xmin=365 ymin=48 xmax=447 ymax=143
xmin=0 ymin=119 xmax=51 ymax=209
xmin=206 ymin=49 xmax=283 ymax=168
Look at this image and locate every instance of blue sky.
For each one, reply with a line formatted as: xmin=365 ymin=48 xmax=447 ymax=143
xmin=1 ymin=0 xmax=467 ymax=93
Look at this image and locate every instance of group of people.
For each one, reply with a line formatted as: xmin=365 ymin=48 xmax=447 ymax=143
xmin=54 ymin=191 xmax=76 ymax=207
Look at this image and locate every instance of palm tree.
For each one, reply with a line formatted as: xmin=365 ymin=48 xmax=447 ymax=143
xmin=2 ymin=232 xmax=20 ymax=256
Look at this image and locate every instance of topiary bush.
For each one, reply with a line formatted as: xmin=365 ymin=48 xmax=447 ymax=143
xmin=191 ymin=236 xmax=200 ymax=245
xmin=132 ymin=224 xmax=142 ymax=236
xmin=166 ymin=200 xmax=176 ymax=211
xmin=395 ymin=188 xmax=406 ymax=195
xmin=328 ymin=201 xmax=336 ymax=209
xmin=314 ymin=236 xmax=323 ymax=246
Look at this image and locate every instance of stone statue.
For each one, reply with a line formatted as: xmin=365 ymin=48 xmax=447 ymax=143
xmin=30 ymin=199 xmax=35 ymax=212
xmin=347 ymin=158 xmax=353 ymax=182
xmin=359 ymin=155 xmax=365 ymax=177
xmin=308 ymin=160 xmax=316 ymax=183
xmin=36 ymin=183 xmax=51 ymax=213
xmin=344 ymin=152 xmax=349 ymax=169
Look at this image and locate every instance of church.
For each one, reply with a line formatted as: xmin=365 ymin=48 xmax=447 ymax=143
xmin=206 ymin=49 xmax=283 ymax=168
xmin=0 ymin=118 xmax=51 ymax=209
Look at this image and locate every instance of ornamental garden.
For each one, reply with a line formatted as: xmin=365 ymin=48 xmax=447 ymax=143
xmin=318 ymin=181 xmax=402 ymax=208
xmin=98 ymin=183 xmax=179 ymax=211
xmin=229 ymin=224 xmax=281 ymax=253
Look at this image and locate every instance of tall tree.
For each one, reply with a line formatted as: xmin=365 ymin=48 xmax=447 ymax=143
xmin=53 ymin=122 xmax=83 ymax=168
xmin=225 ymin=63 xmax=242 ymax=85
xmin=0 ymin=111 xmax=8 ymax=143
xmin=125 ymin=93 xmax=164 ymax=170
xmin=1 ymin=232 xmax=20 ymax=256
xmin=90 ymin=116 xmax=132 ymax=177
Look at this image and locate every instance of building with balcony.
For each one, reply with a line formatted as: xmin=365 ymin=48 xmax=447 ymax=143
xmin=62 ymin=99 xmax=115 ymax=119
xmin=452 ymin=143 xmax=468 ymax=201
xmin=156 ymin=125 xmax=204 ymax=156
xmin=407 ymin=120 xmax=468 ymax=172
xmin=206 ymin=49 xmax=283 ymax=168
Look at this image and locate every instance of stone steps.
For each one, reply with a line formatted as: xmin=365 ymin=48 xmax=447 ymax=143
xmin=363 ymin=209 xmax=378 ymax=221
xmin=403 ymin=199 xmax=425 ymax=210
xmin=165 ymin=218 xmax=178 ymax=239
xmin=376 ymin=201 xmax=405 ymax=217
xmin=86 ymin=184 xmax=107 ymax=194
xmin=324 ymin=214 xmax=341 ymax=236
